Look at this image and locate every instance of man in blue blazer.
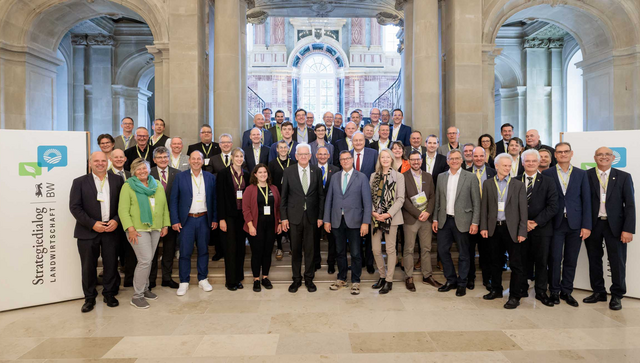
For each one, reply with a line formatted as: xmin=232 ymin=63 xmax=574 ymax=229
xmin=542 ymin=142 xmax=592 ymax=307
xmin=242 ymin=128 xmax=270 ymax=173
xmin=584 ymin=147 xmax=635 ymax=310
xmin=241 ymin=114 xmax=273 ymax=148
xmin=389 ymin=108 xmax=411 ymax=147
xmin=324 ymin=150 xmax=373 ymax=295
xmin=170 ymin=151 xmax=218 ymax=296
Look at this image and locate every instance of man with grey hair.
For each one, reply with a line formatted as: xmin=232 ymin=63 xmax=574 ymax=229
xmin=334 ymin=112 xmax=344 ymax=130
xmin=323 ymin=111 xmax=345 ymax=143
xmin=124 ymin=127 xmax=155 ymax=171
xmin=438 ymin=126 xmax=460 ymax=156
xmin=187 ymin=124 xmax=221 ymax=172
xmin=366 ymin=107 xmax=382 ymax=141
xmin=210 ymin=133 xmax=234 ymax=175
xmin=462 ymin=143 xmax=475 ymax=171
xmin=169 ymin=137 xmax=189 ymax=171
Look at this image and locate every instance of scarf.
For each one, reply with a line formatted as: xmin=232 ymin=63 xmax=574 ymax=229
xmin=370 ymin=170 xmax=397 ymax=234
xmin=127 ymin=176 xmax=158 ymax=227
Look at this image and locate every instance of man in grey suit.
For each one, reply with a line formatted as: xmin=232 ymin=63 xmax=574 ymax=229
xmin=432 ymin=149 xmax=480 ymax=297
xmin=324 ymin=150 xmax=372 ymax=295
xmin=309 ymin=124 xmax=335 ymax=166
xmin=169 ymin=137 xmax=190 ymax=171
xmin=480 ymin=153 xmax=528 ymax=309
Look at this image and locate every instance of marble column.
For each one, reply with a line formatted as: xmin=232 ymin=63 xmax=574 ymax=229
xmin=214 ymin=0 xmax=248 ymax=144
xmin=483 ymin=45 xmax=501 ymax=139
xmin=550 ymin=46 xmax=563 ymax=144
xmin=147 ymin=43 xmax=169 ymax=129
xmin=525 ymin=44 xmax=551 ymax=141
xmin=86 ymin=35 xmax=115 ymax=142
xmin=401 ymin=0 xmax=413 ymax=127
xmin=517 ymin=86 xmax=527 ymax=139
xmin=72 ymin=36 xmax=87 ymax=131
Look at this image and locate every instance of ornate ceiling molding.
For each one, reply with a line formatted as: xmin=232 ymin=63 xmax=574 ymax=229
xmin=247 ymin=9 xmax=269 ymax=24
xmin=523 ymin=37 xmax=564 ymax=49
xmin=376 ymin=11 xmax=401 ymax=26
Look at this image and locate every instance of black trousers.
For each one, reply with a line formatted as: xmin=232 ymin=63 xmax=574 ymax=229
xmin=249 ymin=215 xmax=276 ymax=277
xmin=77 ymin=232 xmax=120 ymax=299
xmin=468 ymin=232 xmax=491 ymax=285
xmin=549 ymin=217 xmax=582 ymax=294
xmin=489 ymin=223 xmax=529 ymax=298
xmin=290 ymin=212 xmax=316 ymax=283
xmin=154 ymin=228 xmax=177 ymax=282
xmin=313 ymin=227 xmax=337 ymax=266
xmin=437 ymin=216 xmax=470 ymax=285
xmin=223 ymin=214 xmax=246 ymax=285
xmin=585 ymin=218 xmax=628 ymax=298
xmin=361 ymin=231 xmax=374 ymax=267
xmin=526 ymin=234 xmax=551 ymax=295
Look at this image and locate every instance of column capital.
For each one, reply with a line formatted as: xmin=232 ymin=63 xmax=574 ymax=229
xmin=482 ymin=44 xmax=502 ymax=64
xmin=86 ymin=34 xmax=115 ymax=46
xmin=376 ymin=11 xmax=402 ymax=26
xmin=71 ymin=34 xmax=88 ymax=46
xmin=395 ymin=0 xmax=407 ymax=11
xmin=247 ymin=8 xmax=269 ymax=24
xmin=147 ymin=42 xmax=170 ymax=61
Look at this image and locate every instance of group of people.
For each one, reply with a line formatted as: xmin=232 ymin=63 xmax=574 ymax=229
xmin=70 ymin=109 xmax=635 ymax=313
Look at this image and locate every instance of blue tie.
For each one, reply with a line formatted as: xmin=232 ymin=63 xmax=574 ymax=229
xmin=342 ymin=172 xmax=349 ymax=194
xmin=321 ymin=166 xmax=326 ymax=187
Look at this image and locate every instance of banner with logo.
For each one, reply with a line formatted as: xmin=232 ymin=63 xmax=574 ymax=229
xmin=563 ymin=131 xmax=639 ymax=298
xmin=0 ymin=130 xmax=87 ymax=311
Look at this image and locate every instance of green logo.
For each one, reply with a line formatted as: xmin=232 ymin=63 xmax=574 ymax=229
xmin=580 ymin=162 xmax=597 ymax=170
xmin=19 ymin=162 xmax=42 ymax=178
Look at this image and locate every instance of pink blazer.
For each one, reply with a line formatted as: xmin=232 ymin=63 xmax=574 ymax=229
xmin=242 ymin=184 xmax=281 ymax=233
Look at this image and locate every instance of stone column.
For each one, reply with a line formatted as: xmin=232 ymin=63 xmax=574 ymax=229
xmin=147 ymin=43 xmax=169 ymax=129
xmin=483 ymin=45 xmax=501 ymax=138
xmin=86 ymin=35 xmax=115 ymax=141
xmin=550 ymin=44 xmax=563 ymax=144
xmin=517 ymin=86 xmax=527 ymax=138
xmin=71 ymin=35 xmax=87 ymax=131
xmin=214 ymin=0 xmax=248 ymax=144
xmin=524 ymin=39 xmax=551 ymax=141
xmin=401 ymin=0 xmax=413 ymax=126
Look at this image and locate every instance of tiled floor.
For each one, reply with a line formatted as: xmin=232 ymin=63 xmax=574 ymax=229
xmin=1 ymin=281 xmax=639 ymax=362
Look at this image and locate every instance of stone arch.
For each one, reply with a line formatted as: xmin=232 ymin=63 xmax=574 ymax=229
xmin=494 ymin=53 xmax=523 ymax=88
xmin=288 ymin=37 xmax=349 ymax=72
xmin=115 ymin=49 xmax=155 ymax=88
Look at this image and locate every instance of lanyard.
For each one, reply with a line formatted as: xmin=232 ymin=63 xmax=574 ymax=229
xmin=159 ymin=169 xmax=168 ymax=184
xmin=277 ymin=158 xmax=290 ymax=170
xmin=191 ymin=172 xmax=203 ymax=193
xmin=202 ymin=143 xmax=213 ymax=157
xmin=412 ymin=171 xmax=422 ymax=190
xmin=136 ymin=146 xmax=149 ymax=160
xmin=253 ymin=147 xmax=261 ymax=162
xmin=511 ymin=156 xmax=520 ymax=175
xmin=222 ymin=154 xmax=230 ymax=167
xmin=298 ymin=127 xmax=307 ymax=140
xmin=152 ymin=134 xmax=163 ymax=146
xmin=232 ymin=170 xmax=243 ymax=189
xmin=494 ymin=176 xmax=511 ymax=201
xmin=425 ymin=156 xmax=434 ymax=172
xmin=556 ymin=164 xmax=573 ymax=190
xmin=109 ymin=166 xmax=126 ymax=180
xmin=392 ymin=126 xmax=400 ymax=140
xmin=475 ymin=166 xmax=486 ymax=180
xmin=121 ymin=135 xmax=131 ymax=149
xmin=258 ymin=185 xmax=269 ymax=205
xmin=288 ymin=141 xmax=294 ymax=155
xmin=98 ymin=176 xmax=107 ymax=192
xmin=171 ymin=154 xmax=180 ymax=168
xmin=596 ymin=170 xmax=609 ymax=192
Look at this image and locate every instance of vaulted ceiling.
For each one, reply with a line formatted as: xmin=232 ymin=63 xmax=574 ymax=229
xmin=250 ymin=0 xmax=404 ymax=19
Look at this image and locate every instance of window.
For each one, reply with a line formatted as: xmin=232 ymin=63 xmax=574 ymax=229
xmin=300 ymin=55 xmax=336 ymax=121
xmin=566 ymin=50 xmax=583 ymax=132
xmin=383 ymin=25 xmax=400 ymax=53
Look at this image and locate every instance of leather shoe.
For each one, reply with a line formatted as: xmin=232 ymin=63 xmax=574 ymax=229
xmin=550 ymin=292 xmax=560 ymax=305
xmin=438 ymin=282 xmax=457 ymax=292
xmin=327 ymin=265 xmax=336 ymax=274
xmin=610 ymin=296 xmax=622 ymax=310
xmin=467 ymin=280 xmax=475 ymax=290
xmin=483 ymin=290 xmax=503 ymax=300
xmin=288 ymin=281 xmax=301 ymax=293
xmin=81 ymin=299 xmax=95 ymax=313
xmin=161 ymin=280 xmax=179 ymax=289
xmin=237 ymin=282 xmax=244 ymax=289
xmin=379 ymin=281 xmax=393 ymax=294
xmin=366 ymin=265 xmax=375 ymax=274
xmin=405 ymin=278 xmax=416 ymax=292
xmin=422 ymin=276 xmax=443 ymax=288
xmin=103 ymin=295 xmax=119 ymax=308
xmin=225 ymin=283 xmax=238 ymax=291
xmin=456 ymin=286 xmax=466 ymax=297
xmin=560 ymin=292 xmax=579 ymax=307
xmin=535 ymin=293 xmax=555 ymax=307
xmin=504 ymin=297 xmax=520 ymax=309
xmin=372 ymin=278 xmax=386 ymax=289
xmin=305 ymin=281 xmax=317 ymax=292
xmin=211 ymin=254 xmax=223 ymax=261
xmin=583 ymin=292 xmax=608 ymax=304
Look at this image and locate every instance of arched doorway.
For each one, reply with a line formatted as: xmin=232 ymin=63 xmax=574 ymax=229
xmin=300 ymin=54 xmax=337 ymax=123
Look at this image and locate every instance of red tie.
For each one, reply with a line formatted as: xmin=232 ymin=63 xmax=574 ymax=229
xmin=356 ymin=153 xmax=361 ymax=172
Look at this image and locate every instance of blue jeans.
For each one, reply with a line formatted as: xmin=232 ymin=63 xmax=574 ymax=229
xmin=332 ymin=216 xmax=362 ymax=283
xmin=179 ymin=216 xmax=210 ymax=282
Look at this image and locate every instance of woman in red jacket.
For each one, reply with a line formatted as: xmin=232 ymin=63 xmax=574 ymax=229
xmin=242 ymin=164 xmax=282 ymax=292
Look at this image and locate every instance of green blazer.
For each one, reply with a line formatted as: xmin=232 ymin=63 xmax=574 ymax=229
xmin=119 ymin=183 xmax=171 ymax=231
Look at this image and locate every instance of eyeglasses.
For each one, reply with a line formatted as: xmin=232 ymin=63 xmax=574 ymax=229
xmin=136 ymin=135 xmax=149 ymax=138
xmin=448 ymin=157 xmax=462 ymax=161
xmin=200 ymin=131 xmax=212 ymax=134
xmin=340 ymin=157 xmax=353 ymax=161
xmin=595 ymin=153 xmax=613 ymax=157
xmin=99 ymin=142 xmax=113 ymax=146
xmin=556 ymin=150 xmax=571 ymax=155
xmin=155 ymin=155 xmax=169 ymax=160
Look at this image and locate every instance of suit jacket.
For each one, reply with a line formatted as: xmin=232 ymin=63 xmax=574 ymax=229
xmin=108 ymin=168 xmax=131 ymax=181
xmin=369 ymin=169 xmax=405 ymax=225
xmin=402 ymin=170 xmax=436 ymax=224
xmin=269 ymin=140 xmax=298 ymax=162
xmin=187 ymin=142 xmax=221 ymax=173
xmin=320 ymin=163 xmax=340 ymax=194
xmin=124 ymin=144 xmax=155 ymax=171
xmin=293 ymin=126 xmax=316 ymax=144
xmin=495 ymin=139 xmax=509 ymax=155
xmin=350 ymin=148 xmax=378 ymax=180
xmin=309 ymin=140 xmax=335 ymax=167
xmin=404 ymin=145 xmax=426 ymax=160
xmin=509 ymin=156 xmax=525 ymax=177
xmin=268 ymin=124 xmax=281 ymax=143
xmin=114 ymin=134 xmax=134 ymax=151
xmin=390 ymin=124 xmax=411 ymax=146
xmin=333 ymin=138 xmax=351 ymax=165
xmin=170 ymin=153 xmax=190 ymax=171
xmin=587 ymin=167 xmax=636 ymax=237
xmin=150 ymin=166 xmax=179 ymax=203
xmin=242 ymin=127 xmax=274 ymax=148
xmin=242 ymin=145 xmax=270 ymax=173
xmin=268 ymin=157 xmax=295 ymax=192
xmin=242 ymin=184 xmax=281 ymax=233
xmin=210 ymin=153 xmax=231 ymax=175
xmin=280 ymin=164 xmax=325 ymax=225
xmin=69 ymin=173 xmax=124 ymax=240
xmin=427 ymin=153 xmax=450 ymax=187
xmin=323 ymin=169 xmax=372 ymax=229
xmin=542 ymin=166 xmax=592 ymax=230
xmin=369 ymin=139 xmax=391 ymax=153
xmin=437 ymin=143 xmax=460 ymax=157
xmin=150 ymin=134 xmax=170 ymax=148
xmin=216 ymin=167 xmax=251 ymax=219
xmin=169 ymin=170 xmax=217 ymax=226
xmin=517 ymin=172 xmax=558 ymax=237
xmin=434 ymin=169 xmax=481 ymax=233
xmin=326 ymin=127 xmax=345 ymax=144
xmin=480 ymin=176 xmax=528 ymax=242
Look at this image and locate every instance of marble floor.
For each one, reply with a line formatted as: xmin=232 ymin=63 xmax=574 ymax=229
xmin=1 ymin=281 xmax=639 ymax=363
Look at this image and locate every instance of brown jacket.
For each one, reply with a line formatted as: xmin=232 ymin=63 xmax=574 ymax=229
xmin=402 ymin=170 xmax=436 ymax=225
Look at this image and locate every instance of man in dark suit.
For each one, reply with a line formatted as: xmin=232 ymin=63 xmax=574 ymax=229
xmin=242 ymin=113 xmax=274 ymax=148
xmin=170 ymin=151 xmax=218 ymax=296
xmin=150 ymin=118 xmax=171 ymax=148
xmin=108 ymin=149 xmax=130 ymax=180
xmin=437 ymin=127 xmax=461 ymax=156
xmin=542 ymin=142 xmax=592 ymax=307
xmin=280 ymin=144 xmax=325 ymax=293
xmin=187 ymin=124 xmax=221 ymax=173
xmin=424 ymin=134 xmax=449 ymax=185
xmin=467 ymin=147 xmax=497 ymax=289
xmin=389 ymin=108 xmax=411 ymax=147
xmin=324 ymin=150 xmax=372 ymax=295
xmin=293 ymin=109 xmax=316 ymax=144
xmin=269 ymin=121 xmax=298 ymax=162
xmin=518 ymin=149 xmax=558 ymax=307
xmin=508 ymin=138 xmax=525 ymax=177
xmin=333 ymin=121 xmax=359 ymax=165
xmin=525 ymin=129 xmax=556 ymax=166
xmin=584 ymin=147 xmax=635 ymax=310
xmin=495 ymin=123 xmax=514 ymax=155
xmin=268 ymin=109 xmax=286 ymax=142
xmin=404 ymin=130 xmax=426 ymax=160
xmin=314 ymin=145 xmax=340 ymax=273
xmin=480 ymin=153 xmax=528 ymax=309
xmin=369 ymin=123 xmax=392 ymax=152
xmin=243 ymin=127 xmax=270 ymax=173
xmin=210 ymin=133 xmax=234 ymax=176
xmin=334 ymin=112 xmax=345 ymax=130
xmin=69 ymin=151 xmax=124 ymax=313
xmin=324 ymin=111 xmax=346 ymax=144
xmin=124 ymin=127 xmax=155 ymax=171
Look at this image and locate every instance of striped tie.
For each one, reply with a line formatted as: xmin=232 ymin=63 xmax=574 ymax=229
xmin=527 ymin=176 xmax=533 ymax=201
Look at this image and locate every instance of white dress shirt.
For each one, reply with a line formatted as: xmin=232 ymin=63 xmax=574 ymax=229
xmin=425 ymin=153 xmax=436 ymax=174
xmin=598 ymin=168 xmax=611 ymax=218
xmin=93 ymin=173 xmax=110 ymax=222
xmin=446 ymin=169 xmax=461 ymax=216
xmin=378 ymin=139 xmax=390 ymax=150
xmin=220 ymin=152 xmax=232 ymax=167
xmin=189 ymin=170 xmax=207 ymax=213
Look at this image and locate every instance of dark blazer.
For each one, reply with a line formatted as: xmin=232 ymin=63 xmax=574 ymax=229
xmin=269 ymin=140 xmax=298 ymax=162
xmin=293 ymin=127 xmax=316 ymax=144
xmin=480 ymin=176 xmax=528 ymax=242
xmin=369 ymin=139 xmax=391 ymax=153
xmin=242 ymin=145 xmax=270 ymax=173
xmin=150 ymin=166 xmax=179 ymax=203
xmin=210 ymin=153 xmax=231 ymax=175
xmin=216 ymin=167 xmax=251 ymax=219
xmin=333 ymin=138 xmax=350 ymax=165
xmin=268 ymin=124 xmax=280 ymax=143
xmin=187 ymin=142 xmax=221 ymax=160
xmin=390 ymin=123 xmax=412 ymax=146
xmin=169 ymin=170 xmax=217 ymax=226
xmin=242 ymin=184 xmax=281 ymax=233
xmin=320 ymin=163 xmax=340 ymax=193
xmin=323 ymin=169 xmax=372 ymax=228
xmin=587 ymin=167 xmax=636 ymax=237
xmin=280 ymin=164 xmax=325 ymax=225
xmin=429 ymin=153 xmax=450 ymax=187
xmin=124 ymin=144 xmax=155 ymax=171
xmin=268 ymin=157 xmax=294 ymax=192
xmin=150 ymin=134 xmax=170 ymax=148
xmin=517 ymin=172 xmax=558 ymax=237
xmin=510 ymin=156 xmax=525 ymax=177
xmin=542 ymin=165 xmax=592 ymax=230
xmin=350 ymin=148 xmax=378 ymax=179
xmin=326 ymin=127 xmax=345 ymax=144
xmin=402 ymin=170 xmax=436 ymax=224
xmin=107 ymin=168 xmax=131 ymax=181
xmin=404 ymin=145 xmax=426 ymax=160
xmin=466 ymin=164 xmax=497 ymax=193
xmin=69 ymin=173 xmax=124 ymax=240
xmin=495 ymin=139 xmax=509 ymax=155
xmin=242 ymin=127 xmax=274 ymax=148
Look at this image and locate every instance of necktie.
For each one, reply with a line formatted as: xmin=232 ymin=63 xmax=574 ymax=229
xmin=224 ymin=154 xmax=229 ymax=166
xmin=161 ymin=170 xmax=167 ymax=190
xmin=356 ymin=153 xmax=361 ymax=172
xmin=321 ymin=165 xmax=326 ymax=187
xmin=475 ymin=169 xmax=482 ymax=197
xmin=342 ymin=172 xmax=349 ymax=194
xmin=327 ymin=128 xmax=332 ymax=142
xmin=302 ymin=168 xmax=308 ymax=194
xmin=261 ymin=129 xmax=264 ymax=144
xmin=527 ymin=176 xmax=533 ymax=201
xmin=599 ymin=172 xmax=607 ymax=216
xmin=118 ymin=170 xmax=125 ymax=180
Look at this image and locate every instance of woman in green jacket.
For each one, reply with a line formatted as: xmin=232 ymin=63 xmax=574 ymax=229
xmin=119 ymin=158 xmax=170 ymax=309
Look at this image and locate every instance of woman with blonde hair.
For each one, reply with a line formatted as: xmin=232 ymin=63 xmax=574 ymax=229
xmin=390 ymin=141 xmax=411 ymax=173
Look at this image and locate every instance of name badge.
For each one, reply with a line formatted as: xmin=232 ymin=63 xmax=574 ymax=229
xmin=498 ymin=202 xmax=505 ymax=212
xmin=236 ymin=190 xmax=243 ymax=199
xmin=97 ymin=192 xmax=105 ymax=202
xmin=601 ymin=193 xmax=607 ymax=203
xmin=204 ymin=158 xmax=210 ymax=165
xmin=196 ymin=192 xmax=204 ymax=203
xmin=149 ymin=197 xmax=155 ymax=208
xmin=264 ymin=206 xmax=271 ymax=215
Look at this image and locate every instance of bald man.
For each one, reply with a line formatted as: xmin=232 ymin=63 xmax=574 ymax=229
xmin=242 ymin=113 xmax=274 ymax=148
xmin=438 ymin=126 xmax=460 ymax=156
xmin=365 ymin=107 xmax=382 ymax=141
xmin=524 ymin=129 xmax=556 ymax=166
xmin=108 ymin=149 xmax=130 ymax=180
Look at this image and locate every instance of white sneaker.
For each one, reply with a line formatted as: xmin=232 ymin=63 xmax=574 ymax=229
xmin=177 ymin=282 xmax=189 ymax=296
xmin=199 ymin=279 xmax=213 ymax=292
